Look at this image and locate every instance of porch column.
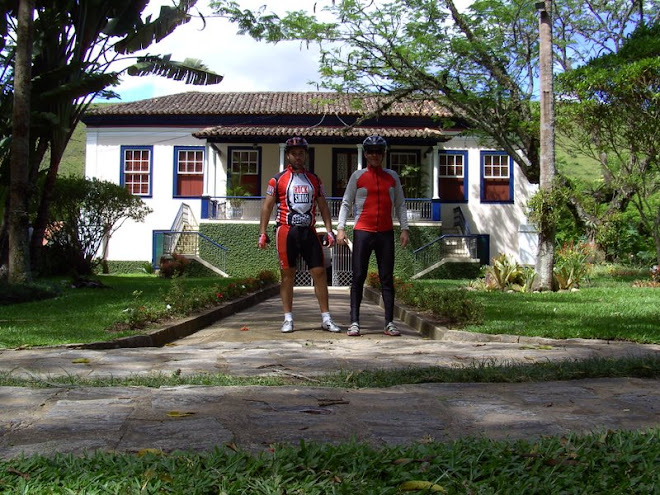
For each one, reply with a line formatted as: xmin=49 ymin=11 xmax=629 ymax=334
xmin=432 ymin=145 xmax=440 ymax=199
xmin=357 ymin=144 xmax=364 ymax=170
xmin=204 ymin=143 xmax=216 ymax=197
xmin=432 ymin=144 xmax=441 ymax=221
xmin=279 ymin=143 xmax=286 ymax=172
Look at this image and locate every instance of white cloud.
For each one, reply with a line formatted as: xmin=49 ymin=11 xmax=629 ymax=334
xmin=112 ymin=0 xmax=325 ymax=101
xmin=112 ymin=0 xmax=475 ymax=102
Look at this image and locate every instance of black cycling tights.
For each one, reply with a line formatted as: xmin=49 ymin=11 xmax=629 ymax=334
xmin=350 ymin=229 xmax=395 ymax=325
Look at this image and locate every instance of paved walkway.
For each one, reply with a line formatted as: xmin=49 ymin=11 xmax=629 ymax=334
xmin=1 ymin=287 xmax=659 ymax=459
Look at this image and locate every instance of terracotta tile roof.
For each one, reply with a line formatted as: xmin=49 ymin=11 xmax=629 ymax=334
xmin=192 ymin=124 xmax=452 ymax=140
xmin=87 ymin=91 xmax=451 ymax=118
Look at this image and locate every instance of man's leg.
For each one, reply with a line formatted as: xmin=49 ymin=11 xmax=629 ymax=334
xmin=310 ymin=266 xmax=330 ymax=313
xmin=280 ymin=267 xmax=296 ymax=313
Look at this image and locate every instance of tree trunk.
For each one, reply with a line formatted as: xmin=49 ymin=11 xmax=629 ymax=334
xmin=30 ymin=142 xmax=65 ymax=273
xmin=8 ymin=0 xmax=35 ymax=284
xmin=534 ymin=0 xmax=556 ymax=291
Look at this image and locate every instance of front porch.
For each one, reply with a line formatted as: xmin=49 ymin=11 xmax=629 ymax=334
xmin=200 ymin=197 xmax=440 ymax=222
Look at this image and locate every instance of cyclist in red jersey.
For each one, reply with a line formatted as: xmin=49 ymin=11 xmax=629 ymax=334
xmin=258 ymin=137 xmax=341 ymax=334
xmin=337 ymin=135 xmax=410 ymax=337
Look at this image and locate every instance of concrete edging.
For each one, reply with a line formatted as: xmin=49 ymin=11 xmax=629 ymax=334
xmin=362 ymin=286 xmax=616 ymax=346
xmin=68 ymin=284 xmax=281 ymax=350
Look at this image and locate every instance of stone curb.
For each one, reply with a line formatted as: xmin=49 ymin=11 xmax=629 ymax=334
xmin=362 ymin=286 xmax=617 ymax=347
xmin=64 ymin=284 xmax=281 ymax=350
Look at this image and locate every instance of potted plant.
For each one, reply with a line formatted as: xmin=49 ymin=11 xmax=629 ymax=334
xmin=226 ymin=174 xmax=251 ymax=218
xmin=399 ymin=163 xmax=429 ymax=220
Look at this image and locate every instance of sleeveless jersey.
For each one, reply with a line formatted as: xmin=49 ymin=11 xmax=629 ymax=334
xmin=266 ymin=165 xmax=326 ymax=227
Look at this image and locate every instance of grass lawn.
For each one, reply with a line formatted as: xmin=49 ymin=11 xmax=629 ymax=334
xmin=0 ymin=275 xmax=252 ymax=349
xmin=2 ymin=429 xmax=658 ymax=494
xmin=409 ymin=269 xmax=660 ymax=344
xmin=2 ymin=268 xmax=659 ymax=349
xmin=1 ymin=268 xmax=658 ymax=490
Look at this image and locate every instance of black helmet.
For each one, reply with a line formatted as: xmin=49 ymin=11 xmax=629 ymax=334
xmin=285 ymin=137 xmax=309 ymax=151
xmin=363 ymin=135 xmax=387 ymax=151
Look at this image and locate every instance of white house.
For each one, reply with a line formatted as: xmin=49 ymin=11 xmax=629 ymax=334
xmin=83 ymin=91 xmax=538 ymax=279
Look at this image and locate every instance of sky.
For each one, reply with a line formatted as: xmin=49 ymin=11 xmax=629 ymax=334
xmin=111 ymin=0 xmax=326 ymax=102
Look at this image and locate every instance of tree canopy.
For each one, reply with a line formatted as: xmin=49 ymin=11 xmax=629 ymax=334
xmin=557 ymin=22 xmax=660 ymax=263
xmin=0 ymin=0 xmax=224 ymax=281
xmin=211 ymin=0 xmax=658 ymax=183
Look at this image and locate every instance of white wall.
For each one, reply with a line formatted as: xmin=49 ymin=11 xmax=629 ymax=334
xmin=438 ymin=136 xmax=538 ymax=265
xmin=85 ymin=128 xmax=538 ymax=265
xmin=85 ymin=126 xmax=206 ymax=262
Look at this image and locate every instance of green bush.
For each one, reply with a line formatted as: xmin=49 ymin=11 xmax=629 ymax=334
xmin=403 ymin=285 xmax=484 ymax=326
xmin=116 ymin=270 xmax=279 ymax=331
xmin=158 ymin=254 xmax=191 ymax=278
xmin=367 ymin=272 xmax=484 ymax=327
xmin=554 ymin=241 xmax=594 ymax=289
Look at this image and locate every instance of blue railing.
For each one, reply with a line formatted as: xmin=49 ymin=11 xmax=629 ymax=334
xmin=153 ymin=230 xmax=228 ymax=273
xmin=203 ymin=196 xmax=435 ymax=222
xmin=453 ymin=206 xmax=471 ymax=234
xmin=413 ymin=234 xmax=480 ymax=273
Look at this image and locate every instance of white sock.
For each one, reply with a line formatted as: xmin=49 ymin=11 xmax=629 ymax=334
xmin=284 ymin=312 xmax=293 ymax=322
xmin=321 ymin=312 xmax=331 ymax=323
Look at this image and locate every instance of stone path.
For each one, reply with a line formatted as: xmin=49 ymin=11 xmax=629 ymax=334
xmin=1 ymin=287 xmax=658 ymax=459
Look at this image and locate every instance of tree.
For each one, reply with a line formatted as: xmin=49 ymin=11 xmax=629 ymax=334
xmin=45 ymin=177 xmax=153 ymax=277
xmin=0 ymin=0 xmax=224 ymax=279
xmin=211 ymin=0 xmax=657 ymax=285
xmin=7 ymin=0 xmax=33 ymax=284
xmin=556 ymin=22 xmax=660 ymax=264
xmin=535 ymin=0 xmax=556 ymax=290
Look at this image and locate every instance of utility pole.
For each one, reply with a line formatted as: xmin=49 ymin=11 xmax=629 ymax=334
xmin=535 ymin=0 xmax=556 ymax=291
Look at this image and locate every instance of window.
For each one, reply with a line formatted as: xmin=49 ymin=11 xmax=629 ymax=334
xmin=175 ymin=147 xmax=204 ymax=197
xmin=121 ymin=146 xmax=152 ymax=196
xmin=438 ymin=150 xmax=468 ymax=202
xmin=483 ymin=153 xmax=510 ymax=179
xmin=228 ymin=147 xmax=260 ymax=195
xmin=438 ymin=153 xmax=464 ymax=178
xmin=481 ymin=152 xmax=513 ymax=203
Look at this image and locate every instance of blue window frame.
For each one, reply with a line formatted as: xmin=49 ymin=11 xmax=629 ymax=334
xmin=480 ymin=151 xmax=513 ymax=203
xmin=438 ymin=149 xmax=468 ymax=203
xmin=120 ymin=145 xmax=153 ymax=197
xmin=173 ymin=146 xmax=205 ymax=197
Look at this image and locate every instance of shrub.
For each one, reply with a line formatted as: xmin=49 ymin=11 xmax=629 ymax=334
xmin=425 ymin=287 xmax=484 ymax=326
xmin=158 ymin=254 xmax=191 ymax=278
xmin=651 ymin=265 xmax=660 ymax=283
xmin=118 ymin=270 xmax=279 ymax=331
xmin=483 ymin=253 xmax=529 ymax=291
xmin=632 ymin=265 xmax=660 ymax=288
xmin=368 ymin=272 xmax=484 ymax=327
xmin=554 ymin=241 xmax=594 ymax=290
xmin=398 ymin=284 xmax=484 ymax=326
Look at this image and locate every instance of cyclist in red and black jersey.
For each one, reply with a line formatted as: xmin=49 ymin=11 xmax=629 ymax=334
xmin=258 ymin=137 xmax=341 ymax=334
xmin=337 ymin=135 xmax=410 ymax=337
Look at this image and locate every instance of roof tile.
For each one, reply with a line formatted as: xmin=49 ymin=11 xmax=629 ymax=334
xmin=88 ymin=91 xmax=450 ymax=118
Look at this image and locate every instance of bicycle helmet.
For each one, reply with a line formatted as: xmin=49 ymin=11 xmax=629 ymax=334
xmin=363 ymin=135 xmax=387 ymax=151
xmin=285 ymin=137 xmax=309 ymax=151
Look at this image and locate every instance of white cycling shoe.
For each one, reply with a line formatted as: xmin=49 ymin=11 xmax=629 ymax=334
xmin=321 ymin=319 xmax=341 ymax=333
